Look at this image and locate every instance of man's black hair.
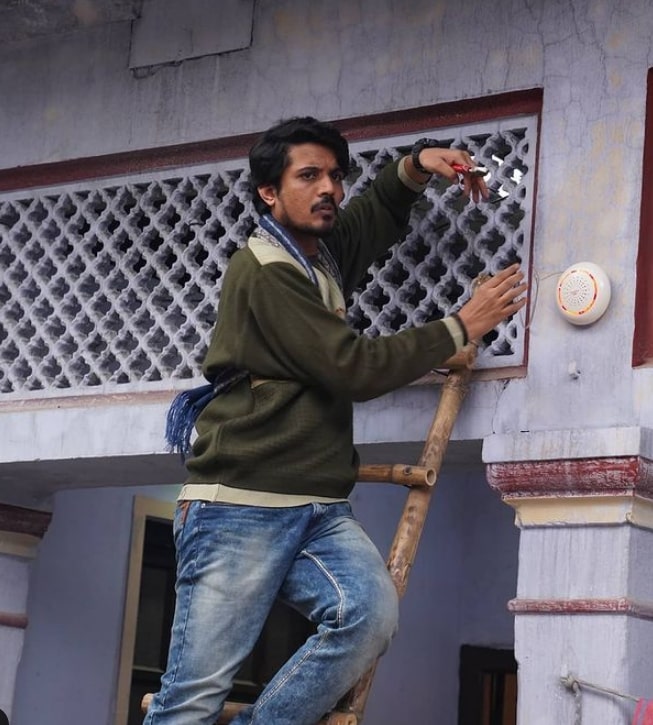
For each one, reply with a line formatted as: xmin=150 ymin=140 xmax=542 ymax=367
xmin=249 ymin=116 xmax=350 ymax=215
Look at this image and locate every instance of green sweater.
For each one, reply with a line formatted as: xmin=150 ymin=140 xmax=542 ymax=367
xmin=184 ymin=160 xmax=464 ymax=499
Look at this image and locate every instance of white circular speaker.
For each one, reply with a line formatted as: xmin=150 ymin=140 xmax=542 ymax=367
xmin=556 ymin=262 xmax=611 ymax=325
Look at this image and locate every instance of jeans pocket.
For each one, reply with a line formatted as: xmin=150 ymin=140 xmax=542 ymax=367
xmin=173 ymin=500 xmax=192 ymax=543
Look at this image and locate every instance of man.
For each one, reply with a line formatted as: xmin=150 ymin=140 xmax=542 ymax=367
xmin=148 ymin=117 xmax=527 ymax=725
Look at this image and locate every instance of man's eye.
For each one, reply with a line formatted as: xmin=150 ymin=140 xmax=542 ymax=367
xmin=331 ymin=171 xmax=345 ymax=182
xmin=300 ymin=171 xmax=317 ymax=180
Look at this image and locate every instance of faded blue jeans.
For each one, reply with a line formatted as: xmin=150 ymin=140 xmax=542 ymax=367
xmin=143 ymin=499 xmax=399 ymax=725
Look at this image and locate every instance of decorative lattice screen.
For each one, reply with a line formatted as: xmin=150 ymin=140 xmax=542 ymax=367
xmin=0 ymin=116 xmax=536 ymax=399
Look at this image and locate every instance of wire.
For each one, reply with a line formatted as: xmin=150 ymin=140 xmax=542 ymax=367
xmin=561 ymin=673 xmax=639 ymax=703
xmin=522 ymin=268 xmax=562 ymax=331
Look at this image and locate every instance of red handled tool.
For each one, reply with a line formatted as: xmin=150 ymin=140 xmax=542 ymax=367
xmin=451 ymin=163 xmax=488 ymax=177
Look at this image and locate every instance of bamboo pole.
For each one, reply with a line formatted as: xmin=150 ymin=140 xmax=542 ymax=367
xmin=438 ymin=345 xmax=477 ymax=371
xmin=356 ymin=463 xmax=435 ymax=487
xmin=323 ymin=343 xmax=477 ymax=725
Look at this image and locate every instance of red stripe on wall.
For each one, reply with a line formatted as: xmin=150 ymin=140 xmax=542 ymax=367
xmin=487 ymin=456 xmax=653 ymax=498
xmin=336 ymin=89 xmax=543 ymax=143
xmin=0 ymin=611 xmax=28 ymax=630
xmin=508 ymin=597 xmax=653 ymax=621
xmin=0 ymin=504 xmax=51 ymax=538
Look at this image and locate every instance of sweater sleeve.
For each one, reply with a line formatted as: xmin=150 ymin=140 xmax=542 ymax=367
xmin=324 ymin=159 xmax=423 ymax=297
xmin=241 ymin=262 xmax=461 ymax=402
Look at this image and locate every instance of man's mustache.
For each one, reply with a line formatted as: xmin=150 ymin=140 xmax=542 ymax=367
xmin=311 ymin=196 xmax=337 ymax=213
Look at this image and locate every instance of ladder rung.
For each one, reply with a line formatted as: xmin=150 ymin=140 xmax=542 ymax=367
xmin=217 ymin=701 xmax=246 ymax=724
xmin=141 ymin=695 xmax=357 ymax=725
xmin=322 ymin=710 xmax=358 ymax=724
xmin=438 ymin=345 xmax=477 ymax=370
xmin=357 ymin=463 xmax=435 ymax=487
xmin=141 ymin=695 xmax=246 ymax=724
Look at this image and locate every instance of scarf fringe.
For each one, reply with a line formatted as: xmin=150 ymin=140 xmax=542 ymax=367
xmin=165 ymin=369 xmax=249 ymax=459
xmin=165 ymin=383 xmax=215 ymax=459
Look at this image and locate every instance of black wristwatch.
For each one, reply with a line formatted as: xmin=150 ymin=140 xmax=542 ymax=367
xmin=411 ymin=137 xmax=448 ymax=175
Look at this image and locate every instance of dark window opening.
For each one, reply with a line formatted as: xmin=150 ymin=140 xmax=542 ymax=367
xmin=458 ymin=645 xmax=517 ymax=725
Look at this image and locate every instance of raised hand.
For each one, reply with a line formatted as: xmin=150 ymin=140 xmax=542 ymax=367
xmin=456 ymin=264 xmax=528 ymax=341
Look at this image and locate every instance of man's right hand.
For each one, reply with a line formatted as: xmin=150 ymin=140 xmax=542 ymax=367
xmin=456 ymin=264 xmax=528 ymax=341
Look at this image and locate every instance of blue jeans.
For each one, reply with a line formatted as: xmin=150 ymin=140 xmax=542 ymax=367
xmin=143 ymin=500 xmax=399 ymax=725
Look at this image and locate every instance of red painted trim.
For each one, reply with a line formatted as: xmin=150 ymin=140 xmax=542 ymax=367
xmin=0 ymin=611 xmax=28 ymax=630
xmin=0 ymin=504 xmax=51 ymax=538
xmin=508 ymin=597 xmax=653 ymax=621
xmin=520 ymin=97 xmax=543 ymax=371
xmin=487 ymin=456 xmax=653 ymax=498
xmin=0 ymin=89 xmax=543 ymax=193
xmin=335 ymin=89 xmax=543 ymax=142
xmin=0 ymin=133 xmax=260 ymax=193
xmin=633 ymin=68 xmax=653 ymax=366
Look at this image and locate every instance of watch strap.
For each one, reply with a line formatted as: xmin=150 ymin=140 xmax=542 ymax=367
xmin=411 ymin=137 xmax=448 ymax=174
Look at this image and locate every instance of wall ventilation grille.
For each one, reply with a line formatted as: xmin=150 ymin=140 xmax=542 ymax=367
xmin=0 ymin=116 xmax=536 ymax=398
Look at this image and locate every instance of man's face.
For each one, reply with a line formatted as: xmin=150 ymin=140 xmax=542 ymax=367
xmin=257 ymin=143 xmax=346 ymax=251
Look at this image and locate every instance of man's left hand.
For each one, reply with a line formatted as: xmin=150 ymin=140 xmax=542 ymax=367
xmin=407 ymin=147 xmax=489 ymax=203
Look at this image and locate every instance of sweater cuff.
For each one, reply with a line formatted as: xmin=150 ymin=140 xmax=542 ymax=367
xmin=442 ymin=314 xmax=469 ymax=352
xmin=398 ymin=156 xmax=430 ymax=193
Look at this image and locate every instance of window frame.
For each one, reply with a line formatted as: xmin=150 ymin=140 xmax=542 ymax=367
xmin=633 ymin=68 xmax=653 ymax=367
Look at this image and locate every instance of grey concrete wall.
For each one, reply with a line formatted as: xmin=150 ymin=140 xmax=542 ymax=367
xmin=2 ymin=0 xmax=653 ymax=469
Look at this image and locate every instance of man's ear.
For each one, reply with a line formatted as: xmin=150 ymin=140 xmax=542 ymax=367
xmin=257 ymin=184 xmax=277 ymax=209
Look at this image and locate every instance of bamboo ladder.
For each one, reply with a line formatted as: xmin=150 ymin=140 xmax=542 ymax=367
xmin=141 ymin=339 xmax=478 ymax=725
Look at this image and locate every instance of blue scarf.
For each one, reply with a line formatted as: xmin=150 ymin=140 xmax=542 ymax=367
xmin=165 ymin=214 xmax=342 ymax=459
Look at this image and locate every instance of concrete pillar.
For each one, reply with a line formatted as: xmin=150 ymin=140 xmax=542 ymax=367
xmin=0 ymin=504 xmax=51 ymax=720
xmin=485 ymin=427 xmax=653 ymax=725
